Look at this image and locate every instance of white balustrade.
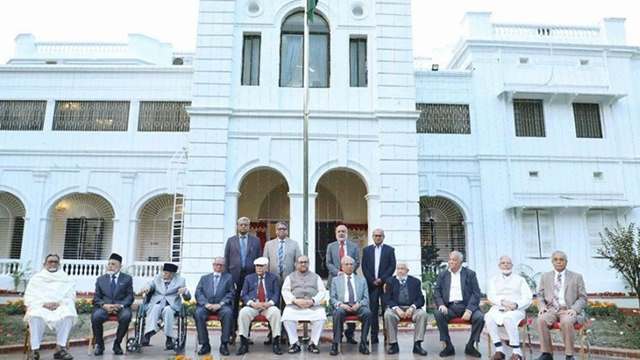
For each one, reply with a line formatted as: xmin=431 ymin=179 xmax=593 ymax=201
xmin=35 ymin=42 xmax=128 ymax=58
xmin=0 ymin=259 xmax=21 ymax=275
xmin=493 ymin=23 xmax=601 ymax=44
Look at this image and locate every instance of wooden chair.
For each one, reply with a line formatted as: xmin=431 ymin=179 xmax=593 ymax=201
xmin=485 ymin=318 xmax=529 ymax=359
xmin=526 ymin=318 xmax=591 ymax=360
xmin=87 ymin=314 xmax=129 ymax=355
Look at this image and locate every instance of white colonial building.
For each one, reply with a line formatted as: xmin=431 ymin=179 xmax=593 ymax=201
xmin=1 ymin=0 xmax=639 ymax=293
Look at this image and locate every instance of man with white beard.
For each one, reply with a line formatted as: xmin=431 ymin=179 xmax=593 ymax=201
xmin=23 ymin=254 xmax=78 ymax=360
xmin=485 ymin=256 xmax=532 ymax=360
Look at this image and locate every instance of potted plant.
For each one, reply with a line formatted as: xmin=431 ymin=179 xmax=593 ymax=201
xmin=11 ymin=261 xmax=32 ymax=294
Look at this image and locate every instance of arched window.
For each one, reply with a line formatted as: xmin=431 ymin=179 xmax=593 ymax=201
xmin=280 ymin=11 xmax=330 ymax=88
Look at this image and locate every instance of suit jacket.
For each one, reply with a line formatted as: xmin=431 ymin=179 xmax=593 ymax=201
xmin=263 ymin=237 xmax=301 ymax=280
xmin=433 ymin=267 xmax=482 ymax=312
xmin=240 ymin=272 xmax=281 ymax=306
xmin=326 ymin=239 xmax=360 ymax=285
xmin=93 ymin=272 xmax=134 ymax=308
xmin=383 ymin=275 xmax=425 ymax=309
xmin=225 ymin=234 xmax=262 ymax=284
xmin=195 ymin=272 xmax=235 ymax=307
xmin=362 ymin=244 xmax=396 ymax=289
xmin=330 ymin=273 xmax=370 ymax=309
xmin=146 ymin=274 xmax=191 ymax=312
xmin=537 ymin=269 xmax=587 ymax=314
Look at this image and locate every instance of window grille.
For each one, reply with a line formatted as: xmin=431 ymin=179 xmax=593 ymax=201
xmin=419 ymin=197 xmax=466 ymax=264
xmin=349 ymin=37 xmax=367 ymax=87
xmin=522 ymin=209 xmax=554 ymax=258
xmin=514 ymin=99 xmax=545 ymax=137
xmin=53 ymin=101 xmax=129 ymax=131
xmin=0 ymin=100 xmax=46 ymax=131
xmin=573 ymin=103 xmax=603 ymax=138
xmin=586 ymin=209 xmax=616 ymax=257
xmin=0 ymin=192 xmax=26 ymax=259
xmin=242 ymin=35 xmax=261 ymax=86
xmin=138 ymin=101 xmax=190 ymax=132
xmin=136 ymin=194 xmax=178 ymax=262
xmin=416 ymin=104 xmax=471 ymax=134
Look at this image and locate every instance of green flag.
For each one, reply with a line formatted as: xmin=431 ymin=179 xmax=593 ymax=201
xmin=307 ymin=0 xmax=318 ymax=22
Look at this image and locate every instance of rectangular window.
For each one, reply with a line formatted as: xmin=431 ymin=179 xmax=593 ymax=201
xmin=587 ymin=209 xmax=616 ymax=257
xmin=416 ymin=104 xmax=471 ymax=134
xmin=349 ymin=37 xmax=367 ymax=87
xmin=522 ymin=209 xmax=554 ymax=258
xmin=0 ymin=100 xmax=46 ymax=131
xmin=63 ymin=218 xmax=106 ymax=260
xmin=573 ymin=103 xmax=603 ymax=138
xmin=514 ymin=99 xmax=545 ymax=137
xmin=138 ymin=101 xmax=190 ymax=132
xmin=53 ymin=101 xmax=129 ymax=131
xmin=241 ymin=34 xmax=261 ymax=86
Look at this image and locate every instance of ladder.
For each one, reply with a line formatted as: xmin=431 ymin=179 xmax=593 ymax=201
xmin=169 ymin=146 xmax=188 ymax=263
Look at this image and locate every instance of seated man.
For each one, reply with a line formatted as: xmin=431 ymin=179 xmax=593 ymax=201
xmin=535 ymin=251 xmax=587 ymax=360
xmin=434 ymin=250 xmax=484 ymax=358
xmin=486 ymin=256 xmax=532 ymax=360
xmin=24 ymin=254 xmax=77 ymax=360
xmin=194 ymin=257 xmax=235 ymax=356
xmin=91 ymin=253 xmax=134 ymax=356
xmin=329 ymin=256 xmax=371 ymax=356
xmin=281 ymin=255 xmax=328 ymax=354
xmin=383 ymin=262 xmax=428 ymax=356
xmin=236 ymin=257 xmax=283 ymax=355
xmin=140 ymin=263 xmax=190 ymax=351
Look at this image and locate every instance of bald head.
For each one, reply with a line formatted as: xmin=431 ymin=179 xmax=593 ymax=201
xmin=341 ymin=255 xmax=355 ymax=275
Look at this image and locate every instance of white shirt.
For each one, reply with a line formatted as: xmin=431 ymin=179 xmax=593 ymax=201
xmin=343 ymin=274 xmax=356 ymax=303
xmin=449 ymin=269 xmax=463 ymax=302
xmin=554 ymin=270 xmax=567 ymax=306
xmin=109 ymin=271 xmax=120 ymax=283
xmin=374 ymin=245 xmax=382 ymax=279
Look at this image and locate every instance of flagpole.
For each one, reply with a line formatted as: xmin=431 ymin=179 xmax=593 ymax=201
xmin=302 ymin=0 xmax=310 ymax=257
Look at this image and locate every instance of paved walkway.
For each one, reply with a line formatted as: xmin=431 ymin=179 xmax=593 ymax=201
xmin=2 ymin=329 xmax=613 ymax=360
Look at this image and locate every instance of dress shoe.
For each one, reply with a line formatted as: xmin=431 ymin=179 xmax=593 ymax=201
xmin=387 ymin=342 xmax=399 ymax=354
xmin=307 ymin=343 xmax=320 ymax=353
xmin=112 ymin=343 xmax=123 ymax=356
xmin=197 ymin=343 xmax=211 ymax=355
xmin=236 ymin=336 xmax=250 ymax=355
xmin=510 ymin=354 xmax=524 ymax=360
xmin=219 ymin=343 xmax=230 ymax=356
xmin=330 ymin=343 xmax=339 ymax=356
xmin=535 ymin=353 xmax=554 ymax=360
xmin=465 ymin=343 xmax=482 ymax=358
xmin=359 ymin=342 xmax=370 ymax=355
xmin=439 ymin=342 xmax=455 ymax=357
xmin=53 ymin=348 xmax=74 ymax=360
xmin=288 ymin=343 xmax=301 ymax=354
xmin=272 ymin=337 xmax=283 ymax=355
xmin=165 ymin=337 xmax=174 ymax=351
xmin=345 ymin=335 xmax=358 ymax=344
xmin=413 ymin=341 xmax=428 ymax=356
xmin=493 ymin=350 xmax=506 ymax=360
xmin=93 ymin=344 xmax=104 ymax=356
xmin=141 ymin=330 xmax=155 ymax=346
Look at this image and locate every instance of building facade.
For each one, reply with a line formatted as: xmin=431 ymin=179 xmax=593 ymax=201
xmin=0 ymin=1 xmax=638 ymax=292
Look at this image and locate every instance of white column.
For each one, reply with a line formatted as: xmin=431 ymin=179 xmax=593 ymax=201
xmin=22 ymin=171 xmax=49 ymax=267
xmin=469 ymin=177 xmax=487 ymax=284
xmin=126 ymin=219 xmax=139 ymax=263
xmin=224 ymin=191 xmax=240 ymax=238
xmin=307 ymin=193 xmax=318 ymax=271
xmin=112 ymin=172 xmax=137 ymax=263
xmin=365 ymin=193 xmax=380 ymax=245
xmin=288 ymin=192 xmax=304 ymax=250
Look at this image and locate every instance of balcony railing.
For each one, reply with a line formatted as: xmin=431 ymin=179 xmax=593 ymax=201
xmin=60 ymin=259 xmax=163 ymax=278
xmin=0 ymin=259 xmax=21 ymax=275
xmin=493 ymin=23 xmax=601 ymax=44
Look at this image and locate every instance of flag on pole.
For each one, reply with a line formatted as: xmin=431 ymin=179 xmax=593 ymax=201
xmin=307 ymin=0 xmax=318 ymax=22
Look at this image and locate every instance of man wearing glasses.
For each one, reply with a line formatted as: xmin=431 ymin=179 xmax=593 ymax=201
xmin=194 ymin=257 xmax=235 ymax=356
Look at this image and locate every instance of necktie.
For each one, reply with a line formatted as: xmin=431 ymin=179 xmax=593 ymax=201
xmin=347 ymin=275 xmax=355 ymax=305
xmin=213 ymin=274 xmax=220 ymax=294
xmin=257 ymin=276 xmax=266 ymax=303
xmin=339 ymin=241 xmax=345 ymax=260
xmin=240 ymin=236 xmax=247 ymax=266
xmin=110 ymin=274 xmax=117 ymax=295
xmin=278 ymin=241 xmax=285 ymax=275
xmin=553 ymin=273 xmax=562 ymax=308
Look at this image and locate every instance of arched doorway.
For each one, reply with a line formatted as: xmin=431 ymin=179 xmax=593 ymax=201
xmin=315 ymin=169 xmax=368 ymax=278
xmin=135 ymin=194 xmax=181 ymax=262
xmin=0 ymin=192 xmax=26 ymax=259
xmin=238 ymin=168 xmax=290 ymax=248
xmin=420 ymin=196 xmax=466 ymax=271
xmin=47 ymin=193 xmax=115 ymax=260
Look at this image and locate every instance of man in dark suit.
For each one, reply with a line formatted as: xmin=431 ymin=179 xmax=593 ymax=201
xmin=236 ymin=257 xmax=283 ymax=355
xmin=433 ymin=250 xmax=484 ymax=358
xmin=361 ymin=228 xmax=396 ymax=343
xmin=383 ymin=262 xmax=428 ymax=356
xmin=224 ymin=216 xmax=262 ymax=341
xmin=91 ymin=253 xmax=134 ymax=356
xmin=194 ymin=257 xmax=235 ymax=356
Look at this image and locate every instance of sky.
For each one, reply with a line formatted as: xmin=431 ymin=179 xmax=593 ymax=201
xmin=0 ymin=0 xmax=638 ymax=64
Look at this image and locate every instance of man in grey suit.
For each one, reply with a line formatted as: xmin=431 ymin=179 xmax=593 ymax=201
xmin=264 ymin=221 xmax=301 ymax=281
xmin=140 ymin=263 xmax=190 ymax=351
xmin=194 ymin=257 xmax=235 ymax=356
xmin=325 ymin=224 xmax=361 ymax=343
xmin=535 ymin=251 xmax=587 ymax=360
xmin=329 ymin=256 xmax=371 ymax=356
xmin=225 ymin=216 xmax=262 ymax=341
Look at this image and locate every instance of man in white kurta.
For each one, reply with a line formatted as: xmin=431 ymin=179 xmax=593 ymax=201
xmin=485 ymin=256 xmax=532 ymax=360
xmin=281 ymin=255 xmax=328 ymax=354
xmin=24 ymin=254 xmax=77 ymax=360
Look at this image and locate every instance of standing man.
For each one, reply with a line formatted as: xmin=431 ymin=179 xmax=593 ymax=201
xmin=486 ymin=256 xmax=532 ymax=360
xmin=433 ymin=251 xmax=484 ymax=358
xmin=236 ymin=257 xmax=283 ymax=355
xmin=329 ymin=256 xmax=371 ymax=356
xmin=225 ymin=216 xmax=262 ymax=342
xmin=91 ymin=253 xmax=134 ymax=356
xmin=535 ymin=251 xmax=587 ymax=360
xmin=325 ymin=224 xmax=360 ymax=344
xmin=383 ymin=262 xmax=428 ymax=356
xmin=264 ymin=221 xmax=301 ymax=281
xmin=24 ymin=254 xmax=77 ymax=360
xmin=361 ymin=228 xmax=396 ymax=343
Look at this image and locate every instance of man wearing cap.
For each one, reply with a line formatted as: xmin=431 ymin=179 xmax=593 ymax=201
xmin=236 ymin=257 xmax=283 ymax=355
xmin=140 ymin=263 xmax=191 ymax=351
xmin=91 ymin=253 xmax=134 ymax=356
